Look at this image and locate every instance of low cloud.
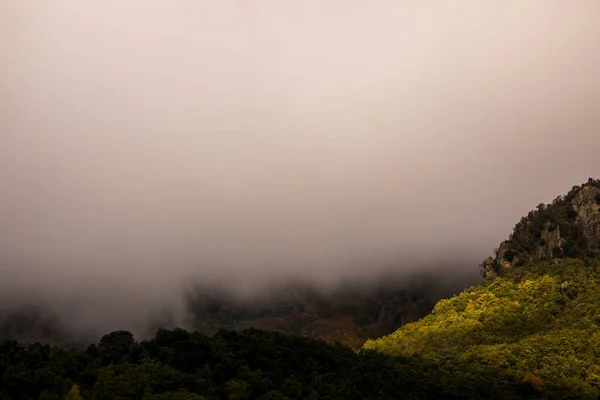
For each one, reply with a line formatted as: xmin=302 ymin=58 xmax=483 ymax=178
xmin=0 ymin=1 xmax=599 ymax=338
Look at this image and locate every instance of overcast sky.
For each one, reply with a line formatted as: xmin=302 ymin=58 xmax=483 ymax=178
xmin=1 ymin=1 xmax=599 ymax=333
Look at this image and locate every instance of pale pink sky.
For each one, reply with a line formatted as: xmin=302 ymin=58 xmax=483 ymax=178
xmin=1 ymin=1 xmax=599 ymax=333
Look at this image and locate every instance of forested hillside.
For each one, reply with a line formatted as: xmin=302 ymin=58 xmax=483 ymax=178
xmin=366 ymin=179 xmax=600 ymax=399
xmin=366 ymin=258 xmax=600 ymax=399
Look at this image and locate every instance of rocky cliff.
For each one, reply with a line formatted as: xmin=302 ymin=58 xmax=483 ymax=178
xmin=481 ymin=178 xmax=600 ymax=277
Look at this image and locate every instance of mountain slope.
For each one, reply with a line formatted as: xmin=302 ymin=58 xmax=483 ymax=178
xmin=184 ymin=274 xmax=468 ymax=347
xmin=366 ymin=258 xmax=600 ymax=398
xmin=365 ymin=179 xmax=600 ymax=399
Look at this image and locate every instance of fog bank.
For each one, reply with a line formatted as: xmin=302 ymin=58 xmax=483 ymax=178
xmin=1 ymin=1 xmax=599 ymax=336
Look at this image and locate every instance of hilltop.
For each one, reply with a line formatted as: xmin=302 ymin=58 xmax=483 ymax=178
xmin=365 ymin=179 xmax=600 ymax=399
xmin=480 ymin=178 xmax=600 ymax=277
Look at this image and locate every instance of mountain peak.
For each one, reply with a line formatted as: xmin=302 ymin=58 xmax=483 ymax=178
xmin=481 ymin=178 xmax=600 ymax=277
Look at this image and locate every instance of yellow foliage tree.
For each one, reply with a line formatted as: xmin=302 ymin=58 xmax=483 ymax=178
xmin=64 ymin=385 xmax=84 ymax=400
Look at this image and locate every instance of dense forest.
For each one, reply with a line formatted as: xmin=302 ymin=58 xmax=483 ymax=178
xmin=1 ymin=327 xmax=509 ymax=400
xmin=2 ymin=179 xmax=600 ymax=399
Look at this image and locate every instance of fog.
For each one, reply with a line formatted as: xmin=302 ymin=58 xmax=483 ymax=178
xmin=1 ymin=1 xmax=599 ymax=338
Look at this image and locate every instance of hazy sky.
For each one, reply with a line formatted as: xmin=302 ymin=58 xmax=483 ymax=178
xmin=1 ymin=1 xmax=599 ymax=333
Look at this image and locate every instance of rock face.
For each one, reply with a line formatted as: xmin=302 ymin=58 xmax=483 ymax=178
xmin=572 ymin=185 xmax=600 ymax=256
xmin=480 ymin=257 xmax=496 ymax=278
xmin=535 ymin=221 xmax=564 ymax=259
xmin=482 ymin=179 xmax=600 ymax=277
